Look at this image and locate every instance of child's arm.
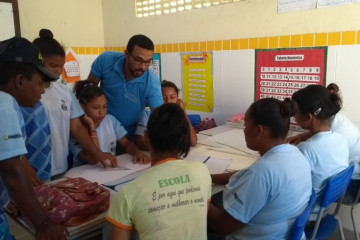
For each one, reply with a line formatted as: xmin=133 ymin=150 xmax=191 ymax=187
xmin=118 ymin=137 xmax=151 ymax=164
xmin=81 ymin=114 xmax=100 ymax=150
xmin=111 ymin=226 xmax=131 ymax=240
xmin=20 ymin=156 xmax=43 ymax=186
xmin=134 ymin=134 xmax=149 ymax=151
xmin=211 ymin=171 xmax=237 ymax=185
xmin=70 ymin=118 xmax=117 ymax=168
xmin=177 ymin=99 xmax=197 ymax=146
xmin=77 ymin=150 xmax=99 ymax=165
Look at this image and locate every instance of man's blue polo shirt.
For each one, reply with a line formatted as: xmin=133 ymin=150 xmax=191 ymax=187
xmin=90 ymin=51 xmax=162 ymax=137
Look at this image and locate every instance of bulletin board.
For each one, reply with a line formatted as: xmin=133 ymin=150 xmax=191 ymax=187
xmin=182 ymin=52 xmax=214 ymax=112
xmin=255 ymin=47 xmax=327 ymax=130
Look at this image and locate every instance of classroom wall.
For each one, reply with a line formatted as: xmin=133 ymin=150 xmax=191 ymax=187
xmin=17 ymin=0 xmax=105 ymax=47
xmin=102 ymin=0 xmax=360 ymax=46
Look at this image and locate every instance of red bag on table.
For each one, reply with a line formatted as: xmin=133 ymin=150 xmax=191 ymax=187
xmin=7 ymin=177 xmax=110 ymax=226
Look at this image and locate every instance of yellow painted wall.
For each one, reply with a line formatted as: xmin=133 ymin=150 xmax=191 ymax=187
xmin=15 ymin=0 xmax=360 ymax=50
xmin=102 ymin=0 xmax=360 ymax=47
xmin=17 ymin=0 xmax=105 ymax=47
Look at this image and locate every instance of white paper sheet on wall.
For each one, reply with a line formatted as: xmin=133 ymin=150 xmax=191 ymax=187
xmin=278 ymin=0 xmax=317 ymax=13
xmin=317 ymin=0 xmax=360 ymax=7
xmin=64 ymin=61 xmax=80 ymax=77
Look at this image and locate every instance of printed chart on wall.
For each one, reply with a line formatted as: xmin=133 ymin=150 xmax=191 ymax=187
xmin=148 ymin=53 xmax=161 ymax=81
xmin=182 ymin=52 xmax=214 ymax=112
xmin=255 ymin=47 xmax=327 ymax=129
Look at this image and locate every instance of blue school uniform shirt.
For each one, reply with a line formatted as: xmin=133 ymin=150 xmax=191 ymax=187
xmin=330 ymin=113 xmax=360 ymax=179
xmin=90 ymin=51 xmax=162 ymax=137
xmin=297 ymin=131 xmax=348 ymax=211
xmin=0 ymin=92 xmax=27 ymax=239
xmin=69 ymin=114 xmax=127 ymax=167
xmin=223 ymin=144 xmax=312 ymax=240
xmin=21 ymin=102 xmax=52 ymax=181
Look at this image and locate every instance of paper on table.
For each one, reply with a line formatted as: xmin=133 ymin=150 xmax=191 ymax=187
xmin=198 ymin=129 xmax=258 ymax=156
xmin=183 ymin=154 xmax=232 ymax=174
xmin=65 ymin=154 xmax=151 ymax=184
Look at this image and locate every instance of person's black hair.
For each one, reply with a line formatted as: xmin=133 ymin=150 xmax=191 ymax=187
xmin=33 ymin=29 xmax=65 ymax=58
xmin=126 ymin=34 xmax=154 ymax=53
xmin=73 ymin=80 xmax=104 ymax=104
xmin=161 ymin=80 xmax=179 ymax=95
xmin=147 ymin=103 xmax=190 ymax=157
xmin=292 ymin=84 xmax=342 ymax=120
xmin=247 ymin=98 xmax=297 ymax=139
xmin=0 ymin=62 xmax=38 ymax=85
xmin=327 ymin=83 xmax=340 ymax=94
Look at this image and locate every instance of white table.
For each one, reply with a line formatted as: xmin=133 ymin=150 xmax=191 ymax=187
xmin=104 ymin=124 xmax=259 ymax=193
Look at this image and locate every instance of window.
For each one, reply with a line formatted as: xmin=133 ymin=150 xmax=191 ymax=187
xmin=136 ymin=0 xmax=242 ymax=18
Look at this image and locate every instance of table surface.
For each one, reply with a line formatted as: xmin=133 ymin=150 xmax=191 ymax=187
xmin=10 ymin=123 xmax=261 ymax=239
xmin=103 ymin=123 xmax=259 ymax=190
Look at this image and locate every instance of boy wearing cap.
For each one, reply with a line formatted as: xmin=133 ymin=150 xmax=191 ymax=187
xmin=0 ymin=37 xmax=68 ymax=240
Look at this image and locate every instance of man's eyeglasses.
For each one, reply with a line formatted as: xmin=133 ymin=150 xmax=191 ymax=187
xmin=130 ymin=54 xmax=153 ymax=66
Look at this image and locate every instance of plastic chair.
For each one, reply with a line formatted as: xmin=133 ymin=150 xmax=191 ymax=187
xmin=187 ymin=114 xmax=201 ymax=127
xmin=342 ymin=180 xmax=360 ymax=240
xmin=289 ymin=188 xmax=316 ymax=240
xmin=305 ymin=164 xmax=355 ymax=240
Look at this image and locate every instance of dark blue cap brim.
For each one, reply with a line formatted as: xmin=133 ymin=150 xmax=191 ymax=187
xmin=35 ymin=64 xmax=58 ymax=82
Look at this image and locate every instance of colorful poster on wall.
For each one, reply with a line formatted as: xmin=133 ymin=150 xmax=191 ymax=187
xmin=182 ymin=52 xmax=214 ymax=112
xmin=149 ymin=53 xmax=161 ymax=81
xmin=255 ymin=47 xmax=327 ymax=130
xmin=62 ymin=47 xmax=81 ymax=83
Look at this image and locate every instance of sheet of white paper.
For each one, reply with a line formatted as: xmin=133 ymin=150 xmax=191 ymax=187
xmin=317 ymin=0 xmax=360 ymax=8
xmin=184 ymin=154 xmax=232 ymax=174
xmin=278 ymin=0 xmax=317 ymax=13
xmin=190 ymin=145 xmax=258 ymax=171
xmin=65 ymin=154 xmax=150 ymax=184
xmin=198 ymin=129 xmax=258 ymax=156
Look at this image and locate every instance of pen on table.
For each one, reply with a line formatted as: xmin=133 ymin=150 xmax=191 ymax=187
xmin=203 ymin=156 xmax=210 ymax=163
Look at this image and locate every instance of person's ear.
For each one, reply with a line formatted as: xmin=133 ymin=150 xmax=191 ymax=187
xmin=257 ymin=124 xmax=264 ymax=137
xmin=13 ymin=74 xmax=26 ymax=90
xmin=124 ymin=49 xmax=129 ymax=59
xmin=306 ymin=113 xmax=313 ymax=123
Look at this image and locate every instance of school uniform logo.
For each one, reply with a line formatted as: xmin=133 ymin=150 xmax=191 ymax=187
xmin=60 ymin=99 xmax=68 ymax=111
xmin=110 ymin=141 xmax=116 ymax=155
xmin=2 ymin=133 xmax=21 ymax=141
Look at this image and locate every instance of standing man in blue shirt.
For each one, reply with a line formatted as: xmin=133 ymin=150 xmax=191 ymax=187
xmin=87 ymin=34 xmax=163 ymax=140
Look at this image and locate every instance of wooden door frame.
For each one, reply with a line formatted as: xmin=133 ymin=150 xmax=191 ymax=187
xmin=1 ymin=0 xmax=21 ymax=36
